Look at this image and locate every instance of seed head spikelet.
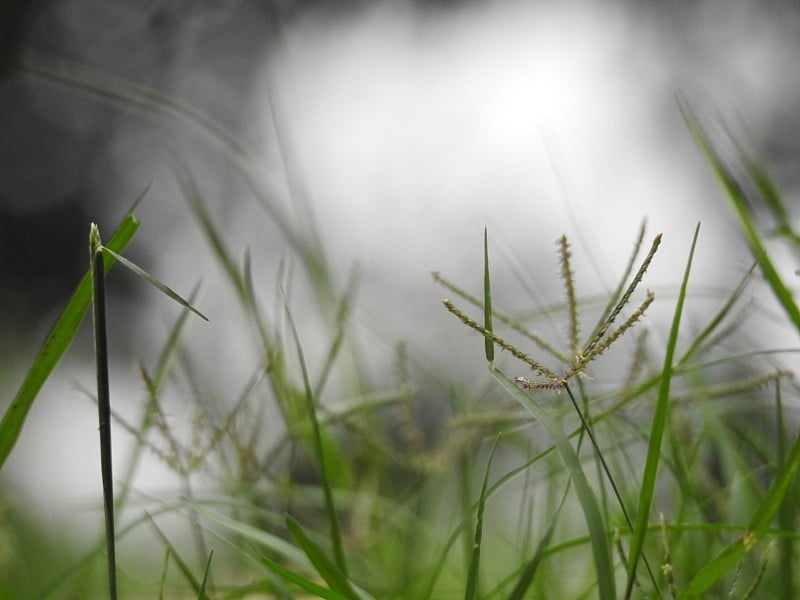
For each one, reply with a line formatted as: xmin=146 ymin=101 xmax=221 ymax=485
xmin=558 ymin=235 xmax=580 ymax=357
xmin=583 ymin=233 xmax=661 ymax=359
xmin=443 ymin=299 xmax=561 ymax=382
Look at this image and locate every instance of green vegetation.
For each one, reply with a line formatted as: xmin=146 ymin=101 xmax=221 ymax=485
xmin=1 ymin=57 xmax=799 ymax=598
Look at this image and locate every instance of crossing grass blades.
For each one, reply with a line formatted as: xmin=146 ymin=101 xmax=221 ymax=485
xmin=89 ymin=214 xmax=208 ymax=599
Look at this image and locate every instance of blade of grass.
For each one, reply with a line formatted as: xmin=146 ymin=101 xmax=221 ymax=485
xmin=173 ymin=521 xmax=294 ymax=600
xmin=147 ymin=514 xmax=204 ymax=598
xmin=314 ymin=267 xmax=360 ymax=401
xmin=775 ymin=383 xmax=795 ymax=600
xmin=729 ymin=129 xmax=800 ymax=247
xmin=283 ymin=295 xmax=348 ymax=576
xmin=182 ymin=500 xmax=308 ymax=566
xmin=681 ymin=103 xmax=800 ymax=331
xmin=90 ymin=224 xmax=117 ymax=600
xmin=484 ymin=228 xmax=494 ymax=363
xmin=197 ymin=548 xmax=214 ymax=600
xmin=625 ymin=222 xmax=700 ymax=598
xmin=419 ymin=444 xmax=561 ymax=599
xmin=173 ymin=157 xmax=246 ymax=300
xmin=262 ymin=556 xmax=350 ymax=600
xmin=678 ymin=263 xmax=756 ymax=364
xmin=490 ymin=368 xmax=616 ymax=600
xmin=465 ymin=436 xmax=500 ymax=600
xmin=159 ymin=548 xmax=170 ymax=600
xmin=0 ymin=200 xmax=142 ymax=471
xmin=483 ymin=227 xmax=614 ymax=600
xmin=563 ymin=382 xmax=660 ymax=592
xmin=285 ymin=515 xmax=361 ymax=600
xmin=99 ymin=246 xmax=208 ymax=321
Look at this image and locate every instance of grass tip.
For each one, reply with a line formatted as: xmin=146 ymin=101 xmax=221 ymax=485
xmin=89 ymin=223 xmax=103 ymax=258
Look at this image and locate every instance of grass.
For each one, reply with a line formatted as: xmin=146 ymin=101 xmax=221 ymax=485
xmin=1 ymin=58 xmax=800 ymax=598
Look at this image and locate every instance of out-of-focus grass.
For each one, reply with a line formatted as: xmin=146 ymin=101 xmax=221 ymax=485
xmin=1 ymin=55 xmax=799 ymax=598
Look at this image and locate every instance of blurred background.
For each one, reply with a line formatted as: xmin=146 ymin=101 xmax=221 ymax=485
xmin=1 ymin=0 xmax=799 ymax=590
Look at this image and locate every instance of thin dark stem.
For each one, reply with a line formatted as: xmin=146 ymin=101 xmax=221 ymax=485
xmin=563 ymin=382 xmax=658 ymax=592
xmin=92 ymin=235 xmax=117 ymax=600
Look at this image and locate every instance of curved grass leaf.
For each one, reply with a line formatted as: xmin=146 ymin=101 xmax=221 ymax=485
xmin=491 ymin=367 xmax=616 ymax=600
xmin=283 ymin=298 xmax=349 ymax=574
xmin=0 ymin=202 xmax=142 ymax=471
xmin=483 ymin=227 xmax=614 ymax=599
xmin=197 ymin=548 xmax=214 ymax=600
xmin=147 ymin=514 xmax=205 ymax=598
xmin=183 ymin=501 xmax=308 ymax=566
xmin=285 ymin=515 xmax=362 ymax=600
xmin=262 ymin=556 xmax=350 ymax=600
xmin=99 ymin=246 xmax=208 ymax=321
xmin=682 ymin=103 xmax=800 ymax=331
xmin=158 ymin=548 xmax=170 ymax=600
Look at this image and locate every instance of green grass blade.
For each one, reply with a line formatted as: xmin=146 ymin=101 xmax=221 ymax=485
xmin=730 ymin=132 xmax=798 ymax=245
xmin=625 ymin=223 xmax=700 ymax=598
xmin=197 ymin=548 xmax=214 ymax=600
xmin=283 ymin=298 xmax=348 ymax=575
xmin=490 ymin=367 xmax=616 ymax=600
xmin=99 ymin=246 xmax=208 ymax=321
xmin=285 ymin=515 xmax=360 ymax=600
xmin=678 ymin=263 xmax=755 ymax=365
xmin=465 ymin=436 xmax=500 ymax=600
xmin=0 ymin=204 xmax=141 ymax=471
xmin=748 ymin=411 xmax=800 ymax=535
xmin=419 ymin=445 xmax=561 ymax=600
xmin=682 ymin=105 xmax=800 ymax=331
xmin=262 ymin=556 xmax=350 ymax=600
xmin=20 ymin=51 xmax=248 ymax=158
xmin=147 ymin=514 xmax=203 ymax=596
xmin=314 ymin=267 xmax=360 ymax=401
xmin=158 ymin=548 xmax=170 ymax=600
xmin=183 ymin=501 xmax=308 ymax=566
xmin=173 ymin=158 xmax=246 ymax=300
xmin=484 ymin=228 xmax=494 ymax=362
xmin=775 ymin=383 xmax=795 ymax=600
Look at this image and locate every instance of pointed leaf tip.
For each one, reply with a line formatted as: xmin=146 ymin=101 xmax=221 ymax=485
xmin=483 ymin=228 xmax=494 ymax=362
xmin=90 ymin=223 xmax=102 ymax=257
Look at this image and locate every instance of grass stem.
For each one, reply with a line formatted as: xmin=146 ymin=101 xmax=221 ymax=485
xmin=90 ymin=223 xmax=117 ymax=600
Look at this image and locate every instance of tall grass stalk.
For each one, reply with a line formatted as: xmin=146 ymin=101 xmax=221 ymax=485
xmin=90 ymin=224 xmax=117 ymax=600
